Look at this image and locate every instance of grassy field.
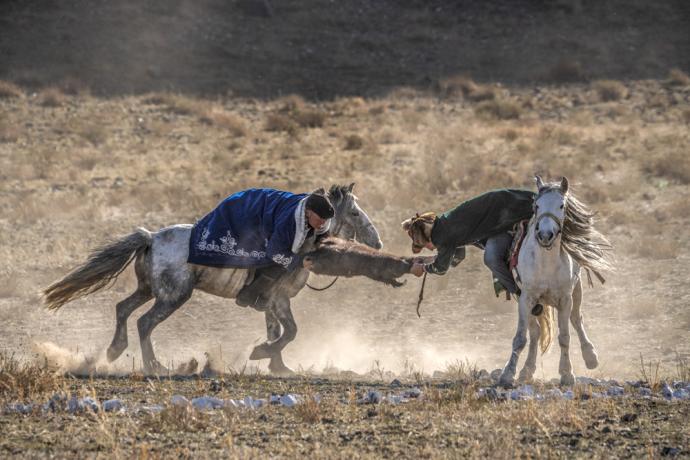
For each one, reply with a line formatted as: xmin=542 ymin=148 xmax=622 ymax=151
xmin=1 ymin=1 xmax=690 ymax=457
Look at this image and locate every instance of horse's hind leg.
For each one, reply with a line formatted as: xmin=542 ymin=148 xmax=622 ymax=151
xmin=107 ymin=255 xmax=152 ymax=362
xmin=518 ymin=316 xmax=541 ymax=383
xmin=570 ymin=279 xmax=599 ymax=369
xmin=249 ymin=297 xmax=296 ymax=376
xmin=137 ymin=288 xmax=193 ymax=375
xmin=264 ymin=310 xmax=292 ymax=376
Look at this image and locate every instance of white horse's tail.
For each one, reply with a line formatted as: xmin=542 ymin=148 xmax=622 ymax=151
xmin=538 ymin=305 xmax=555 ymax=354
xmin=43 ymin=228 xmax=152 ymax=310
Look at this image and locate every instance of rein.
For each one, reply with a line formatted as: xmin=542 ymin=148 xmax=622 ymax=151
xmin=306 ymin=276 xmax=339 ymax=291
xmin=416 ymin=271 xmax=427 ymax=318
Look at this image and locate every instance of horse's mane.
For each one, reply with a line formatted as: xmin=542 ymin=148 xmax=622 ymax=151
xmin=327 ymin=184 xmax=354 ymax=202
xmin=538 ymin=183 xmax=614 ymax=285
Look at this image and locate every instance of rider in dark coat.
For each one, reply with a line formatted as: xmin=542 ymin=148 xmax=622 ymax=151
xmin=188 ymin=188 xmax=335 ymax=308
xmin=403 ymin=189 xmax=535 ymax=296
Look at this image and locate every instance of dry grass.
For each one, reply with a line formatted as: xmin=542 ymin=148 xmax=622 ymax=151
xmin=0 ymin=120 xmax=21 ymax=143
xmin=0 ymin=353 xmax=61 ymax=401
xmin=38 ymin=87 xmax=67 ymax=107
xmin=0 ymin=80 xmax=23 ymax=99
xmin=643 ymin=151 xmax=690 ymax=184
xmin=265 ymin=113 xmax=298 ymax=134
xmin=200 ymin=110 xmax=248 ymax=136
xmin=293 ymin=109 xmax=326 ymax=128
xmin=344 ymin=134 xmax=364 ymax=150
xmin=593 ymin=80 xmax=628 ymax=102
xmin=438 ymin=76 xmax=495 ymax=102
xmin=475 ymin=98 xmax=522 ymax=120
xmin=667 ymin=68 xmax=690 ymax=87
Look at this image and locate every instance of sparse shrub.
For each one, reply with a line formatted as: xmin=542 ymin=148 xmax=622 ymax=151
xmin=475 ymin=99 xmax=522 ymax=120
xmin=74 ymin=122 xmax=108 ymax=145
xmin=644 ymin=151 xmax=690 ymax=184
xmin=0 ymin=352 xmax=61 ymax=400
xmin=265 ymin=113 xmax=297 ymax=134
xmin=294 ymin=391 xmax=321 ymax=424
xmin=593 ymin=80 xmax=627 ymax=102
xmin=438 ymin=76 xmax=495 ymax=102
xmin=38 ymin=87 xmax=66 ymax=107
xmin=0 ymin=80 xmax=23 ymax=99
xmin=277 ymin=94 xmax=306 ymax=113
xmin=293 ymin=109 xmax=326 ymax=128
xmin=344 ymin=134 xmax=364 ymax=150
xmin=548 ymin=59 xmax=585 ymax=82
xmin=0 ymin=120 xmax=20 ymax=143
xmin=667 ymin=68 xmax=690 ymax=87
xmin=201 ymin=110 xmax=247 ymax=136
xmin=682 ymin=108 xmax=690 ymax=124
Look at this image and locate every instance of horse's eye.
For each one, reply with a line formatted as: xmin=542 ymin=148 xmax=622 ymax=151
xmin=351 ymin=211 xmax=359 ymax=217
xmin=560 ymin=205 xmax=564 ymax=209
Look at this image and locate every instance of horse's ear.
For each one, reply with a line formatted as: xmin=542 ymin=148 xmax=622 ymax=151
xmin=560 ymin=176 xmax=569 ymax=194
xmin=534 ymin=175 xmax=545 ymax=190
xmin=401 ymin=218 xmax=413 ymax=231
xmin=347 ymin=182 xmax=355 ymax=193
xmin=313 ymin=187 xmax=326 ymax=195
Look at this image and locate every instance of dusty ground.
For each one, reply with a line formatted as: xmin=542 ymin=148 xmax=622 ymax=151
xmin=1 ymin=0 xmax=689 ymax=457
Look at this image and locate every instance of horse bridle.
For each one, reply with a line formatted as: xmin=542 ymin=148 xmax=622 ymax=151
xmin=306 ymin=192 xmax=351 ymax=291
xmin=534 ymin=200 xmax=565 ymax=250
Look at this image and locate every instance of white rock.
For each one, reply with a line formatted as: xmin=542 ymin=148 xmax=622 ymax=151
xmin=191 ymin=396 xmax=225 ymax=410
xmin=103 ymin=399 xmax=124 ymax=412
xmin=607 ymin=386 xmax=625 ymax=396
xmin=171 ymin=395 xmax=189 ymax=406
xmin=280 ymin=394 xmax=299 ymax=407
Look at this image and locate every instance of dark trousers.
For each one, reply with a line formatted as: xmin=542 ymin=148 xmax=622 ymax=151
xmin=236 ymin=265 xmax=285 ymax=308
xmin=483 ymin=232 xmax=518 ymax=294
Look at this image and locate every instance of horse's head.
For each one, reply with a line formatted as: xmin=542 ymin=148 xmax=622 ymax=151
xmin=533 ymin=175 xmax=569 ymax=249
xmin=326 ymin=183 xmax=383 ymax=249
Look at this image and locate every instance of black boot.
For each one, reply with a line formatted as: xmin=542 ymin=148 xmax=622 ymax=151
xmin=236 ymin=265 xmax=284 ymax=309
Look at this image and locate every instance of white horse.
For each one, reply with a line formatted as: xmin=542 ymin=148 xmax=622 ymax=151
xmin=499 ymin=176 xmax=613 ymax=387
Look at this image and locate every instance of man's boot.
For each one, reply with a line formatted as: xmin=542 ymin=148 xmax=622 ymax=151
xmin=236 ymin=265 xmax=284 ymax=309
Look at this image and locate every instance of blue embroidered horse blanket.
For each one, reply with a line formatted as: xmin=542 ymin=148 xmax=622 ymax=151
xmin=188 ymin=189 xmax=311 ymax=271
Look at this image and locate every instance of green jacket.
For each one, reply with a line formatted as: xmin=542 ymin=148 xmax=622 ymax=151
xmin=425 ymin=189 xmax=536 ymax=274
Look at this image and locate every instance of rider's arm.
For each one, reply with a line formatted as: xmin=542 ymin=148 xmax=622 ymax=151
xmin=424 ymin=245 xmax=454 ymax=275
xmin=266 ymin=229 xmax=301 ymax=271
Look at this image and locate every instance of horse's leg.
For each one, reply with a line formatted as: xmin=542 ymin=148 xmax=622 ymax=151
xmin=107 ymin=255 xmax=152 ymax=362
xmin=137 ymin=290 xmax=193 ymax=375
xmin=499 ymin=294 xmax=531 ymax=387
xmin=249 ymin=297 xmax=296 ymax=375
xmin=557 ymin=296 xmax=575 ymax=386
xmin=264 ymin=310 xmax=292 ymax=375
xmin=518 ymin=315 xmax=541 ymax=383
xmin=570 ymin=279 xmax=599 ymax=369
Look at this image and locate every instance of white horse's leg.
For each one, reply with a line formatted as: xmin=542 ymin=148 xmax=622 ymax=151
xmin=249 ymin=297 xmax=296 ymax=375
xmin=518 ymin=316 xmax=541 ymax=383
xmin=499 ymin=295 xmax=531 ymax=387
xmin=557 ymin=297 xmax=575 ymax=386
xmin=570 ymin=279 xmax=599 ymax=369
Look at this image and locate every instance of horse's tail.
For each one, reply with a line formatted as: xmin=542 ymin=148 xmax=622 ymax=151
xmin=43 ymin=228 xmax=152 ymax=311
xmin=538 ymin=305 xmax=555 ymax=354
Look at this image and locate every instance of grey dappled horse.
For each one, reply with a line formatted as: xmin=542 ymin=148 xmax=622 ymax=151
xmin=498 ymin=176 xmax=613 ymax=387
xmin=44 ymin=184 xmax=382 ymax=375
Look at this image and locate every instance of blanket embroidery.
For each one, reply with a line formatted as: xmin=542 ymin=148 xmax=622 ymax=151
xmin=195 ymin=229 xmax=268 ymax=260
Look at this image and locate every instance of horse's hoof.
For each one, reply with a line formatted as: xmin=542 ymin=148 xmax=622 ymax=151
xmin=498 ymin=373 xmax=515 ymax=389
xmin=106 ymin=344 xmax=126 ymax=363
xmin=531 ymin=304 xmax=544 ymax=316
xmin=518 ymin=369 xmax=535 ymax=384
xmin=143 ymin=360 xmax=169 ymax=376
xmin=560 ymin=373 xmax=575 ymax=386
xmin=583 ymin=346 xmax=599 ymax=369
xmin=269 ymin=364 xmax=295 ymax=377
xmin=249 ymin=343 xmax=272 ymax=360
